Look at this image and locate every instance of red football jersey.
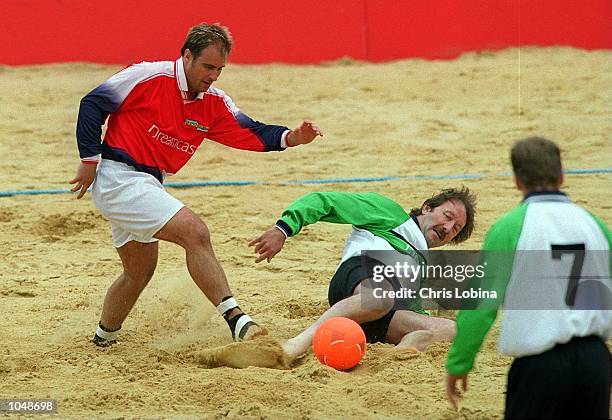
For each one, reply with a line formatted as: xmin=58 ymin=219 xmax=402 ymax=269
xmin=76 ymin=58 xmax=289 ymax=181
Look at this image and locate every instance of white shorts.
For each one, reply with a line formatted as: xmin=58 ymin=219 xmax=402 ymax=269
xmin=92 ymin=159 xmax=184 ymax=248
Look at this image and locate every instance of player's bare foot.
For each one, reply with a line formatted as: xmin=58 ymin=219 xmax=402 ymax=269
xmin=397 ymin=330 xmax=435 ymax=351
xmin=392 ymin=330 xmax=435 ymax=359
xmin=281 ymin=337 xmax=308 ymax=365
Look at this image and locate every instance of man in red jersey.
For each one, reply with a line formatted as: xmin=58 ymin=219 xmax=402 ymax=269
xmin=69 ymin=23 xmax=322 ymax=346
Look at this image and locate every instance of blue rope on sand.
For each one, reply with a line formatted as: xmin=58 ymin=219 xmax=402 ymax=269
xmin=0 ymin=168 xmax=609 ymax=198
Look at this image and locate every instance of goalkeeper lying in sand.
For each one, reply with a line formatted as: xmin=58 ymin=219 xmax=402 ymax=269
xmin=199 ymin=189 xmax=476 ymax=368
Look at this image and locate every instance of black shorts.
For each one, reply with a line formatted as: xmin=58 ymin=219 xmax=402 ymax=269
xmin=505 ymin=335 xmax=611 ymax=419
xmin=328 ymin=256 xmax=400 ymax=343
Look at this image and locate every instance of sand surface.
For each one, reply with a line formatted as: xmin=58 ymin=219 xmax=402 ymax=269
xmin=0 ymin=47 xmax=610 ymax=418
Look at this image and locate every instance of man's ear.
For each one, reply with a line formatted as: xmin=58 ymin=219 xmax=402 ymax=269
xmin=514 ymin=176 xmax=531 ymax=195
xmin=183 ymin=49 xmax=192 ymax=61
xmin=422 ymin=204 xmax=431 ymax=213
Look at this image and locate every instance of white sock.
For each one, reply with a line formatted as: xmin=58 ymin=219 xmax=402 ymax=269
xmin=95 ymin=325 xmax=120 ymax=341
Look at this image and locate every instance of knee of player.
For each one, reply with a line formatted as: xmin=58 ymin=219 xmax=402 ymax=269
xmin=437 ymin=318 xmax=456 ymax=340
xmin=362 ymin=295 xmax=395 ymax=318
xmin=182 ymin=220 xmax=212 ymax=249
xmin=370 ymin=306 xmax=394 ymax=321
xmin=446 ymin=319 xmax=456 ymax=338
xmin=359 ymin=282 xmax=396 ymax=314
xmin=123 ymin=268 xmax=155 ymax=285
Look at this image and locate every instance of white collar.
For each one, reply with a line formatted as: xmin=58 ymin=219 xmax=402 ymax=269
xmin=396 ymin=218 xmax=429 ymax=251
xmin=175 ymin=57 xmax=205 ymax=101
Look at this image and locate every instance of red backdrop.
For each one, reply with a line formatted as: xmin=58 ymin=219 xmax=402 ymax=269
xmin=3 ymin=0 xmax=611 ymax=65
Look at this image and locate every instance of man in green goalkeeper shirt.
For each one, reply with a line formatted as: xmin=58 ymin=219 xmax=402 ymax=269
xmin=445 ymin=137 xmax=611 ymax=418
xmin=250 ymin=187 xmax=476 ymax=361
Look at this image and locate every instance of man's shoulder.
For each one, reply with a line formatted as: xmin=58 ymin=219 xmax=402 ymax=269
xmin=204 ymin=86 xmax=234 ymax=105
xmin=483 ymin=204 xmax=528 ymax=248
xmin=350 ymin=192 xmax=405 ymax=210
xmin=205 ymin=86 xmax=227 ymax=97
xmin=362 ymin=192 xmax=397 ymax=203
xmin=203 ymin=86 xmax=238 ymax=111
xmin=491 ymin=204 xmax=527 ymax=229
xmin=119 ymin=60 xmax=175 ymax=81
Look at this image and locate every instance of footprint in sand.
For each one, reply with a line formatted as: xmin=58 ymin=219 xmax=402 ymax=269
xmin=194 ymin=337 xmax=289 ymax=370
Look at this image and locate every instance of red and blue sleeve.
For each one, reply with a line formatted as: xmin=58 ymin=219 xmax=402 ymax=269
xmin=75 ymin=62 xmax=165 ymax=160
xmin=206 ymin=92 xmax=289 ymax=152
xmin=76 ymin=83 xmax=123 ymax=159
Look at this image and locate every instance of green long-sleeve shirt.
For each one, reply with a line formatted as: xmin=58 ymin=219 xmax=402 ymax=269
xmin=275 ymin=191 xmax=430 ymax=313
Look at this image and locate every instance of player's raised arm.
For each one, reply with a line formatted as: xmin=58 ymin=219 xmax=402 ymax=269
xmin=286 ymin=120 xmax=323 ymax=146
xmin=204 ymin=89 xmax=322 ymax=152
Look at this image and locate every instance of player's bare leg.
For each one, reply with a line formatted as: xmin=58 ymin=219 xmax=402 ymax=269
xmin=282 ymin=282 xmax=394 ymax=363
xmin=385 ymin=310 xmax=455 ymax=354
xmin=155 ymin=207 xmax=265 ymax=340
xmin=94 ymin=240 xmax=158 ymax=345
xmin=394 ymin=330 xmax=435 ymax=354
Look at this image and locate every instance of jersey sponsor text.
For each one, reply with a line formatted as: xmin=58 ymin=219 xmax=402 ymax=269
xmin=148 ymin=124 xmax=197 ymax=155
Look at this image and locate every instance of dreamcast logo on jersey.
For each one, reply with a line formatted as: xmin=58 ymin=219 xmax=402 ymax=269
xmin=184 ymin=118 xmax=209 ymax=132
xmin=148 ymin=124 xmax=197 ymax=155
